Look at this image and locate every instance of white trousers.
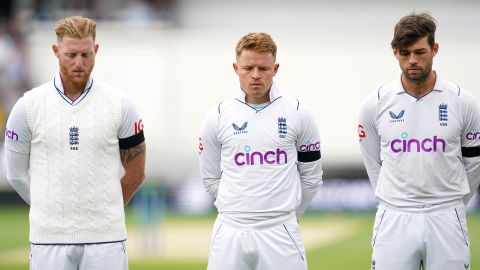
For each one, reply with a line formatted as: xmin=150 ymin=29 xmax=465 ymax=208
xmin=371 ymin=202 xmax=471 ymax=270
xmin=30 ymin=241 xmax=128 ymax=270
xmin=207 ymin=213 xmax=307 ymax=270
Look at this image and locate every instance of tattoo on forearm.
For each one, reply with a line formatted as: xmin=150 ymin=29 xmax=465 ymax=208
xmin=120 ymin=143 xmax=146 ymax=164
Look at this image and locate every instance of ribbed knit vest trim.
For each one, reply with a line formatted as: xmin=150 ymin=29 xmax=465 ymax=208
xmin=24 ymin=79 xmax=126 ymax=244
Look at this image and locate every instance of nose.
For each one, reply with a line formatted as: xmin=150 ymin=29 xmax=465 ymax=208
xmin=408 ymin=53 xmax=417 ymax=65
xmin=251 ymin=68 xmax=261 ymax=79
xmin=73 ymin=55 xmax=84 ymax=67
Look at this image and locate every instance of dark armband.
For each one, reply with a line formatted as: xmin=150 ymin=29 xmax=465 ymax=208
xmin=462 ymin=146 xmax=480 ymax=158
xmin=298 ymin=151 xmax=321 ymax=162
xmin=119 ymin=131 xmax=145 ymax=149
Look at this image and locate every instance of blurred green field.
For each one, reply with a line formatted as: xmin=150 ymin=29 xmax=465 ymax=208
xmin=0 ymin=206 xmax=478 ymax=270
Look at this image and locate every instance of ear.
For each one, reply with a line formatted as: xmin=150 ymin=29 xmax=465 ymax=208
xmin=432 ymin=43 xmax=439 ymax=56
xmin=273 ymin=63 xmax=280 ymax=76
xmin=392 ymin=48 xmax=400 ymax=60
xmin=233 ymin=62 xmax=239 ymax=74
xmin=52 ymin=43 xmax=59 ymax=58
xmin=95 ymin=43 xmax=99 ymax=54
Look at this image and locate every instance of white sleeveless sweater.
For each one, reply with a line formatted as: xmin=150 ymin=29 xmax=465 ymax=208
xmin=24 ymin=79 xmax=126 ymax=244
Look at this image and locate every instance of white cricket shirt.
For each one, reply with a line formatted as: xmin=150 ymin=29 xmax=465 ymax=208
xmin=359 ymin=73 xmax=480 ymax=207
xmin=199 ymin=84 xmax=323 ymax=224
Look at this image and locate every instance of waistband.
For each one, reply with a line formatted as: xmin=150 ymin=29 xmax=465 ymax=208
xmin=378 ymin=198 xmax=465 ymax=213
xmin=217 ymin=211 xmax=296 ymax=230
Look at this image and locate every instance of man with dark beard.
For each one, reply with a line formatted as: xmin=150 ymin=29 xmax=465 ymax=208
xmin=358 ymin=12 xmax=480 ymax=270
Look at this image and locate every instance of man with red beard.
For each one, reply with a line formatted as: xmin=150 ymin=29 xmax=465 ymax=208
xmin=4 ymin=16 xmax=146 ymax=270
xmin=358 ymin=12 xmax=480 ymax=270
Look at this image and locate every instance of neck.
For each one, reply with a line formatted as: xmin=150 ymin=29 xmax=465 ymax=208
xmin=402 ymin=71 xmax=436 ymax=98
xmin=60 ymin=74 xmax=87 ymax=101
xmin=246 ymin=95 xmax=270 ymax=104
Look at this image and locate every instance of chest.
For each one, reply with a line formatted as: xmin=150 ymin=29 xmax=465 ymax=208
xmin=377 ymin=94 xmax=463 ymax=149
xmin=218 ymin=104 xmax=297 ymax=152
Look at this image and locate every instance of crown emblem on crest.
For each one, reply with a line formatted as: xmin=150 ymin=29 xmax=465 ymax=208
xmin=278 ymin=117 xmax=287 ymax=138
xmin=69 ymin=126 xmax=79 ymax=150
xmin=438 ymin=103 xmax=448 ymax=126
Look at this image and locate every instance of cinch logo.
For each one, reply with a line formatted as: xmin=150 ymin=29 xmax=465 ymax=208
xmin=299 ymin=141 xmax=320 ymax=152
xmin=234 ymin=145 xmax=287 ymax=166
xmin=390 ymin=133 xmax=446 ymax=153
xmin=465 ymin=130 xmax=480 ymax=140
xmin=5 ymin=129 xmax=19 ymax=141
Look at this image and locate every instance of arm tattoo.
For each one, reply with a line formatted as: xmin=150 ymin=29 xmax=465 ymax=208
xmin=120 ymin=142 xmax=146 ymax=164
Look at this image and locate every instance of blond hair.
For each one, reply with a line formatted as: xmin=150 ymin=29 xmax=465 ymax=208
xmin=55 ymin=16 xmax=96 ymax=41
xmin=235 ymin=32 xmax=277 ymax=59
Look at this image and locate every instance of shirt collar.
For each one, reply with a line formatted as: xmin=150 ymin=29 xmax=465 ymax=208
xmin=394 ymin=71 xmax=445 ymax=95
xmin=53 ymin=72 xmax=94 ymax=106
xmin=234 ymin=83 xmax=282 ymax=102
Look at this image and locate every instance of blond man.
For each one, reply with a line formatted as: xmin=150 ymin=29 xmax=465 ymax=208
xmin=199 ymin=32 xmax=323 ymax=270
xmin=4 ymin=16 xmax=146 ymax=270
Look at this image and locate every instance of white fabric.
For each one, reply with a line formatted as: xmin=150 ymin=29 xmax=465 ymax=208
xmin=30 ymin=241 xmax=128 ymax=270
xmin=4 ymin=75 xmax=141 ymax=155
xmin=371 ymin=203 xmax=470 ymax=270
xmin=358 ymin=73 xmax=480 ymax=207
xmin=3 ymin=76 xmax=145 ymax=244
xmin=199 ymin=84 xmax=323 ymax=224
xmin=5 ymin=149 xmax=30 ymax=204
xmin=207 ymin=213 xmax=307 ymax=270
xmin=4 ymin=79 xmax=142 ymax=206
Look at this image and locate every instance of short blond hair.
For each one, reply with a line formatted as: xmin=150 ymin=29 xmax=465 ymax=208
xmin=55 ymin=16 xmax=96 ymax=41
xmin=235 ymin=32 xmax=277 ymax=59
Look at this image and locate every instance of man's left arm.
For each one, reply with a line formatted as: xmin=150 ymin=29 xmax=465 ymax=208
xmin=460 ymin=90 xmax=480 ymax=205
xmin=118 ymin=97 xmax=146 ymax=206
xmin=120 ymin=142 xmax=146 ymax=205
xmin=296 ymin=103 xmax=323 ymax=219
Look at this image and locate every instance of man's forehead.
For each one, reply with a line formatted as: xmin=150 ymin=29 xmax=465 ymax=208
xmin=399 ymin=37 xmax=430 ymax=51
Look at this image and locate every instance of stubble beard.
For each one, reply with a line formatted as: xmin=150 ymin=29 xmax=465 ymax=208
xmin=403 ymin=62 xmax=432 ymax=86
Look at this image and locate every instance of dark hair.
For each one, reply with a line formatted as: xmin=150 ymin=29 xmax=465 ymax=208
xmin=391 ymin=12 xmax=436 ymax=50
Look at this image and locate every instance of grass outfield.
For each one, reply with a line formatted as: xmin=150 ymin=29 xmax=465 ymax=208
xmin=0 ymin=206 xmax=478 ymax=270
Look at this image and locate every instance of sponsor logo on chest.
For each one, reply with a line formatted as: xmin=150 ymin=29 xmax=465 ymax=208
xmin=390 ymin=132 xmax=446 ymax=153
xmin=389 ymin=110 xmax=405 ymax=123
xmin=234 ymin=145 xmax=287 ymax=166
xmin=232 ymin=121 xmax=248 ymax=135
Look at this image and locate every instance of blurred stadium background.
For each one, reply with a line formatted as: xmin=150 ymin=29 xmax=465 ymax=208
xmin=0 ymin=0 xmax=479 ymax=269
